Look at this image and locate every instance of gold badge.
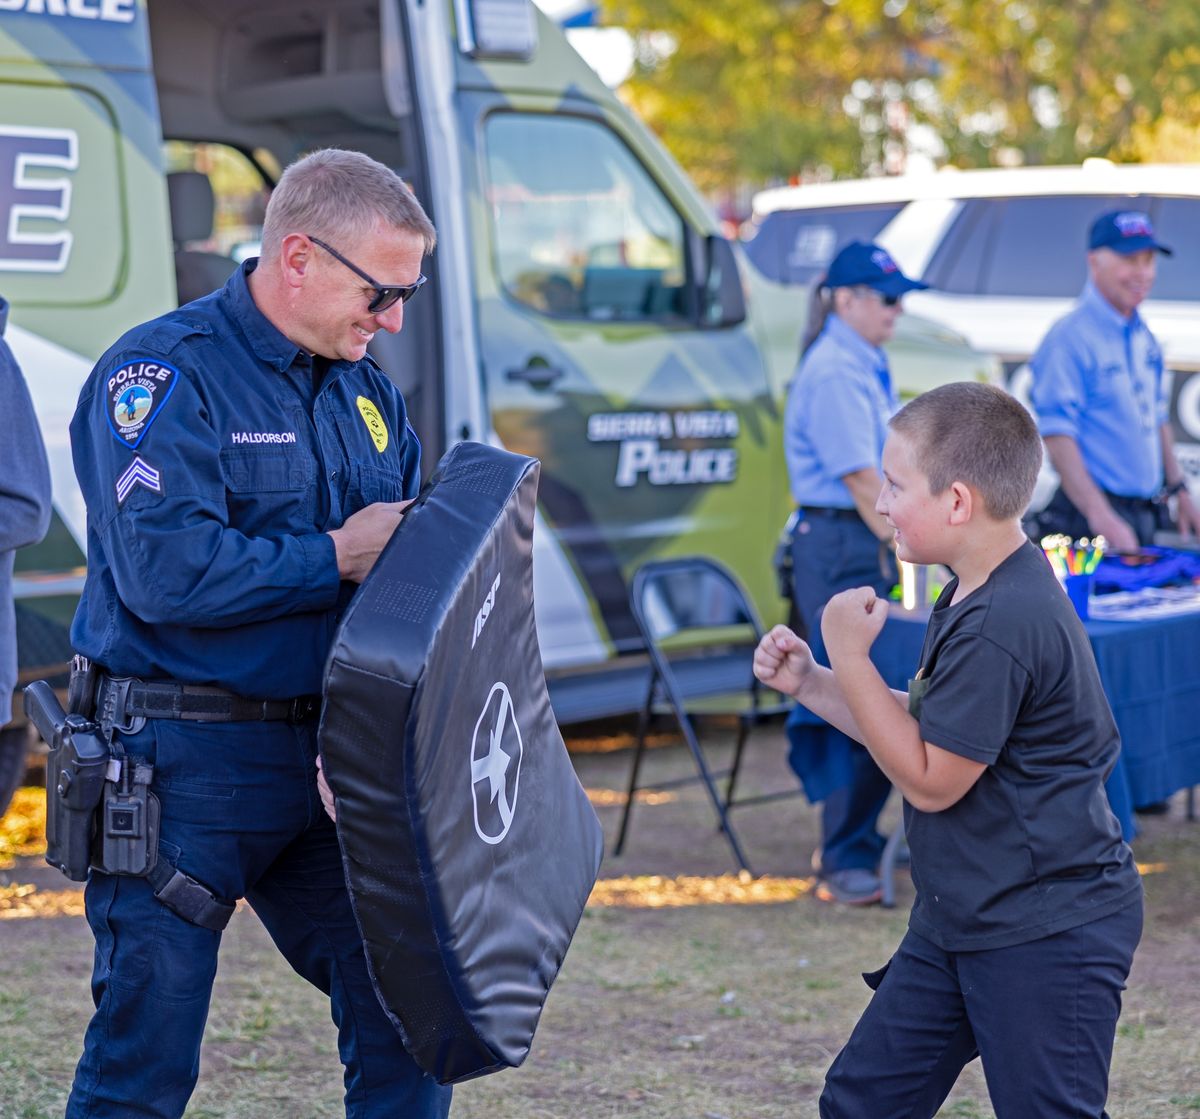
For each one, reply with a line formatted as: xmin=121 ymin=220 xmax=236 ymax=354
xmin=356 ymin=396 xmax=389 ymax=453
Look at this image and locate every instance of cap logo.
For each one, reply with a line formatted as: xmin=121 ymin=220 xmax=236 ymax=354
xmin=870 ymin=248 xmax=898 ymax=274
xmin=1114 ymin=212 xmax=1153 ymax=239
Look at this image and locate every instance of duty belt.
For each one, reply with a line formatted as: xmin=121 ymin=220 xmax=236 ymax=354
xmin=798 ymin=505 xmax=862 ymax=522
xmin=96 ymin=675 xmax=321 ymax=727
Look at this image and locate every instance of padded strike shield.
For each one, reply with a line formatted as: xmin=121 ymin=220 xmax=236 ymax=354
xmin=319 ymin=442 xmax=603 ymax=1084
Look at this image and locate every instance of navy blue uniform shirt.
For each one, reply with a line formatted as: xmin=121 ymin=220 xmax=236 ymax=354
xmin=70 ymin=260 xmax=421 ymax=698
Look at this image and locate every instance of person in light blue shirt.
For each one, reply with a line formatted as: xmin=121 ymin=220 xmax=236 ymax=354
xmin=784 ymin=241 xmax=927 ymax=906
xmin=1031 ymin=210 xmax=1199 ymax=551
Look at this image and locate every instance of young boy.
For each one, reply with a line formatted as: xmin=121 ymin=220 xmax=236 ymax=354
xmin=754 ymin=382 xmax=1142 ymax=1119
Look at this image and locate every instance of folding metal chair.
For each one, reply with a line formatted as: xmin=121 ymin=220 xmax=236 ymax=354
xmin=612 ymin=557 xmax=796 ymax=874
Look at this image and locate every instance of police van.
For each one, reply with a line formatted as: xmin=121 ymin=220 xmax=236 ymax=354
xmin=748 ymin=163 xmax=1200 ymax=492
xmin=0 ymin=0 xmax=990 ymax=755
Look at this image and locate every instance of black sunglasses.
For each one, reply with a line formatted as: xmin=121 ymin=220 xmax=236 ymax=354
xmin=308 ymin=235 xmax=426 ymax=314
xmin=860 ymin=286 xmax=901 ymax=308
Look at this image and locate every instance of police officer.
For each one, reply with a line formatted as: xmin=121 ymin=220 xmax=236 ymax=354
xmin=784 ymin=241 xmax=927 ymax=906
xmin=0 ymin=295 xmax=52 ymax=809
xmin=66 ymin=150 xmax=450 ymax=1118
xmin=1031 ymin=209 xmax=1199 ymax=551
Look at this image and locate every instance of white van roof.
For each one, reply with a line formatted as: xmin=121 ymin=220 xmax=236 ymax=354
xmin=752 ymin=161 xmax=1200 ymax=217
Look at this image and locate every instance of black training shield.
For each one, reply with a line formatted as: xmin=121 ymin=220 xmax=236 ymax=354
xmin=319 ymin=441 xmax=603 ymax=1084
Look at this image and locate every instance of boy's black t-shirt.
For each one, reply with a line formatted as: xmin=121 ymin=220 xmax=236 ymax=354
xmin=906 ymin=539 xmax=1142 ymax=951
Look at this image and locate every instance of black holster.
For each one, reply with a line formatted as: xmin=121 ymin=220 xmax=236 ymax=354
xmin=27 ymin=678 xmax=110 ymax=883
xmin=26 ymin=672 xmax=162 ymax=881
xmin=26 ymin=662 xmax=233 ymax=929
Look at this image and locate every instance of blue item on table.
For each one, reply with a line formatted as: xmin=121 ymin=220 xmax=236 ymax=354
xmin=1093 ymin=547 xmax=1200 ymax=594
xmin=1065 ymin=573 xmax=1093 ymax=619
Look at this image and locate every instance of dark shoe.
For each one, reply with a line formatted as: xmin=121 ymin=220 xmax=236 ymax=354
xmin=1135 ymin=800 xmax=1170 ymax=816
xmin=814 ymin=868 xmax=882 ymax=906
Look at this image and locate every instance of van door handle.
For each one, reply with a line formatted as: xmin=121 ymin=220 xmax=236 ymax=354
xmin=505 ymin=359 xmax=565 ymax=390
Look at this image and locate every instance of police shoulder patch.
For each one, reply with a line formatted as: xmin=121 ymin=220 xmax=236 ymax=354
xmin=105 ymin=358 xmax=180 ymax=448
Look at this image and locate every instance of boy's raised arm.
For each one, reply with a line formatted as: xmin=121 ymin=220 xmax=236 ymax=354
xmin=820 ymin=589 xmax=986 ymax=813
xmin=753 ymin=623 xmax=909 ymax=746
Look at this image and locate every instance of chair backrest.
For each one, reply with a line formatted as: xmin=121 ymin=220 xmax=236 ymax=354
xmin=628 ymin=557 xmax=773 ymax=710
xmin=630 ymin=557 xmax=765 ymax=646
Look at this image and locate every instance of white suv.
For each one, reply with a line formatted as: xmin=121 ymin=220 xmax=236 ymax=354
xmin=746 ymin=162 xmax=1200 ymax=488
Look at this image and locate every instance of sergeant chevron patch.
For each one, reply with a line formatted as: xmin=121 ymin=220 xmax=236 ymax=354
xmin=115 ymin=456 xmax=162 ymax=504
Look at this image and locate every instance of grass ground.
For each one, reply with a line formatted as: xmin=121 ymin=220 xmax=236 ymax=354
xmin=1 ymin=718 xmax=1197 ymax=1118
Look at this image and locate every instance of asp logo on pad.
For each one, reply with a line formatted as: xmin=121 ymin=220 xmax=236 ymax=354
xmin=470 ymin=682 xmax=523 ymax=845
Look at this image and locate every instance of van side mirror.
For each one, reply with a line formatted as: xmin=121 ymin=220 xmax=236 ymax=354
xmin=700 ymin=235 xmax=746 ymax=328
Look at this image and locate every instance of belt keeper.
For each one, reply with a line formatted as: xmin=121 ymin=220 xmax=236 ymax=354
xmin=99 ymin=677 xmax=146 ymax=736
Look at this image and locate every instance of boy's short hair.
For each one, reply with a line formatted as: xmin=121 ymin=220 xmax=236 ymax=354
xmin=261 ymin=148 xmax=436 ymax=261
xmin=890 ymin=382 xmax=1042 ymax=520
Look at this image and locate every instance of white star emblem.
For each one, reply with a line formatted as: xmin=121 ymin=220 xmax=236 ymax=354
xmin=470 ymin=682 xmax=523 ymax=844
xmin=475 ymin=721 xmax=511 ymax=806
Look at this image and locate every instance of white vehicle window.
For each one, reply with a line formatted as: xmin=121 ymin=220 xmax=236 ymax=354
xmin=1149 ymin=198 xmax=1200 ymax=302
xmin=922 ymin=199 xmax=995 ymax=294
xmin=483 ymin=113 xmax=687 ymax=322
xmin=742 ymin=204 xmax=905 ymax=285
xmin=982 ymin=196 xmax=1132 ymax=297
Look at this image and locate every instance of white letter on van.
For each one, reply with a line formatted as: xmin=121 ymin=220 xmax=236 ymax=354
xmin=99 ymin=0 xmax=135 ymax=22
xmin=614 ymin=440 xmax=656 ymax=487
xmin=0 ymin=127 xmax=78 ymax=273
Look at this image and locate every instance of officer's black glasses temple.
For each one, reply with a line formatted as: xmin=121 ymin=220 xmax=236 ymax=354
xmin=307 ymin=235 xmax=426 ymax=314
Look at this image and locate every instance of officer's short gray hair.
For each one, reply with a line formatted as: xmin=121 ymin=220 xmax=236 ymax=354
xmin=890 ymin=382 xmax=1042 ymax=521
xmin=261 ymin=149 xmax=436 ymax=261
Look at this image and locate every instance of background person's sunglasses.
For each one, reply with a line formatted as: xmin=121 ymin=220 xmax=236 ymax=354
xmin=308 ymin=235 xmax=426 ymax=314
xmin=855 ymin=286 xmax=901 ymax=308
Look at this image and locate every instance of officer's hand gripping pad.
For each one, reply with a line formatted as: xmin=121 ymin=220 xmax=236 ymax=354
xmin=319 ymin=442 xmax=603 ymax=1084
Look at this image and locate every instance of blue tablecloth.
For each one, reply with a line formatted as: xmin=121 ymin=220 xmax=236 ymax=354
xmin=787 ymin=606 xmax=1200 ymax=842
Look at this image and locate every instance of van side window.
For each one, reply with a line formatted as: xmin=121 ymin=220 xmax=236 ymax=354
xmin=1149 ymin=198 xmax=1200 ymax=302
xmin=483 ymin=114 xmax=687 ymax=322
xmin=163 ymin=142 xmax=275 ymax=304
xmin=742 ymin=204 xmax=905 ymax=285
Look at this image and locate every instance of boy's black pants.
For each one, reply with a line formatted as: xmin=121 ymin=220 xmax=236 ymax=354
xmin=820 ymin=897 xmax=1143 ymax=1119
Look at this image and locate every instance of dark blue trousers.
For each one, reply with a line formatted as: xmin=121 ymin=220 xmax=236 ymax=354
xmin=67 ymin=718 xmax=451 ymax=1119
xmin=820 ymin=898 xmax=1143 ymax=1119
xmin=790 ymin=514 xmax=895 ymax=873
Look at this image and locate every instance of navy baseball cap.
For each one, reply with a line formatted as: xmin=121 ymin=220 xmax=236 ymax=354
xmin=1088 ymin=210 xmax=1173 ymax=256
xmin=825 ymin=241 xmax=929 ymax=297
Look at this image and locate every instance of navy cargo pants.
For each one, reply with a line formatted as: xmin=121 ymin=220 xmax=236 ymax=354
xmin=67 ymin=717 xmax=451 ymax=1119
xmin=820 ymin=898 xmax=1143 ymax=1118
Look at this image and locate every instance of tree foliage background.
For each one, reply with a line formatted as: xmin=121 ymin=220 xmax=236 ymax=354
xmin=603 ymin=0 xmax=1200 ymax=194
